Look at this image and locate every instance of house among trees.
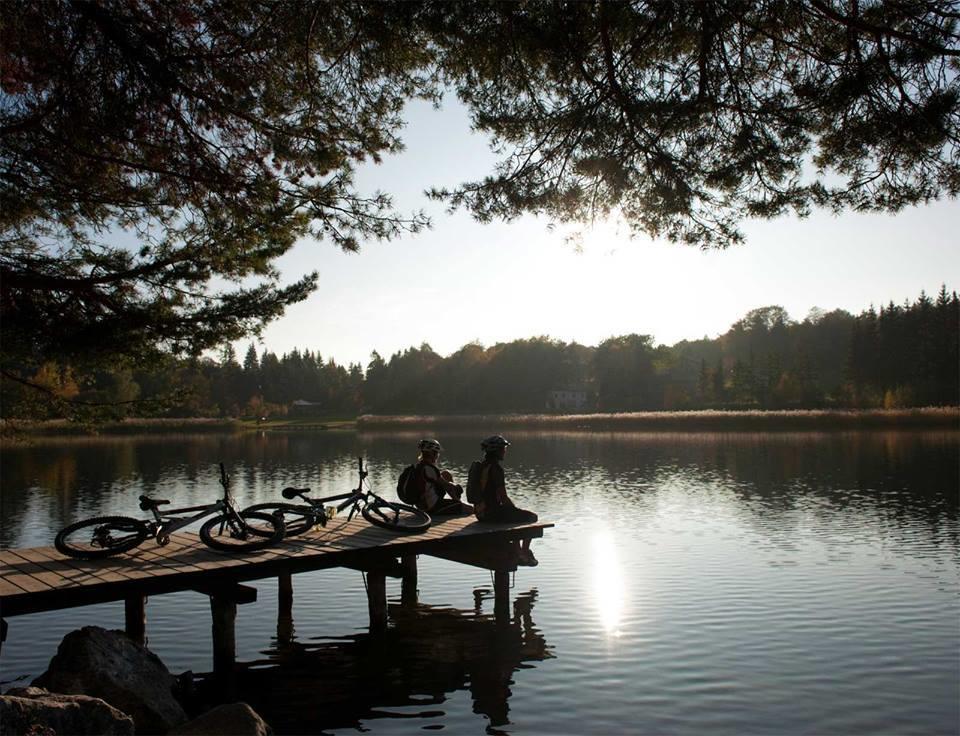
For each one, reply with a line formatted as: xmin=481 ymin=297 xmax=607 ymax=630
xmin=289 ymin=399 xmax=324 ymax=417
xmin=547 ymin=389 xmax=589 ymax=412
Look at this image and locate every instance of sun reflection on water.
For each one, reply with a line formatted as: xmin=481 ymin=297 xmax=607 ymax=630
xmin=592 ymin=531 xmax=626 ymax=637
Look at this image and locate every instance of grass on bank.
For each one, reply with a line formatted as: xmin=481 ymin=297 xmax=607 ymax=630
xmin=3 ymin=408 xmax=956 ymax=439
xmin=236 ymin=416 xmax=356 ymax=430
xmin=357 ymin=407 xmax=960 ymax=431
xmin=0 ymin=415 xmax=356 ymax=437
xmin=0 ymin=417 xmax=246 ymax=437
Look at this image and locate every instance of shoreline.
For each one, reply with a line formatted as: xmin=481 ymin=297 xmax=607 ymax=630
xmin=3 ymin=408 xmax=957 ymax=440
xmin=357 ymin=407 xmax=960 ymax=432
xmin=0 ymin=416 xmax=357 ymax=439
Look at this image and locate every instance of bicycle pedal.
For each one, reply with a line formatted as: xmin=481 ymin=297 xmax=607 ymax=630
xmin=324 ymin=506 xmax=337 ymax=520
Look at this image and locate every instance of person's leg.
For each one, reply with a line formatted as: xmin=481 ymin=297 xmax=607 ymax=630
xmin=512 ymin=508 xmax=538 ymax=564
xmin=430 ymin=498 xmax=473 ymax=515
xmin=517 ymin=543 xmax=538 ymax=566
xmin=490 ymin=506 xmax=537 ymax=524
xmin=515 ymin=508 xmax=538 ymax=523
xmin=501 ymin=507 xmax=538 ymax=565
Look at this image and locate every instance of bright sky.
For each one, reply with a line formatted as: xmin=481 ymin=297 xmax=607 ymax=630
xmin=247 ymin=99 xmax=960 ymax=368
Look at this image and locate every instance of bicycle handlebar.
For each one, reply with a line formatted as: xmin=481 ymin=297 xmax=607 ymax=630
xmin=357 ymin=456 xmax=367 ymax=482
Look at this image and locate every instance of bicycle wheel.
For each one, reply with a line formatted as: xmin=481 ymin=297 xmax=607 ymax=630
xmin=55 ymin=516 xmax=150 ymax=559
xmin=362 ymin=498 xmax=431 ymax=533
xmin=243 ymin=502 xmax=318 ymax=537
xmin=199 ymin=510 xmax=285 ymax=553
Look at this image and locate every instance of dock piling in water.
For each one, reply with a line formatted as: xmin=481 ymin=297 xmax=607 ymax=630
xmin=209 ymin=594 xmax=236 ymax=677
xmin=124 ymin=595 xmax=147 ymax=646
xmin=366 ymin=569 xmax=388 ymax=633
xmin=400 ymin=554 xmax=418 ymax=606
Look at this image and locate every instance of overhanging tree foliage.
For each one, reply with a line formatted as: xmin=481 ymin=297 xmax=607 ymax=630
xmin=427 ymin=0 xmax=959 ymax=245
xmin=1 ymin=0 xmax=434 ymax=377
xmin=2 ymin=1 xmax=957 ymax=403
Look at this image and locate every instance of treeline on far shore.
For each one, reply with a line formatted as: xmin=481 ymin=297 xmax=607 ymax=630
xmin=1 ymin=286 xmax=957 ymax=423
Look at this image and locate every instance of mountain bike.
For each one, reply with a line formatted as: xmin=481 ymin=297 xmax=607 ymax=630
xmin=54 ymin=464 xmax=285 ymax=559
xmin=244 ymin=457 xmax=431 ymax=536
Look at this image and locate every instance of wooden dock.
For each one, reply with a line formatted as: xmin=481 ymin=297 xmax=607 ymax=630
xmin=0 ymin=514 xmax=551 ymax=673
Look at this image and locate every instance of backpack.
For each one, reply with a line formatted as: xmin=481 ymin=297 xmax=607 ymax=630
xmin=465 ymin=460 xmax=485 ymax=504
xmin=397 ymin=464 xmax=417 ymax=504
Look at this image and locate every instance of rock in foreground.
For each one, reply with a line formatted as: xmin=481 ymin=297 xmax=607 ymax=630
xmin=33 ymin=626 xmax=187 ymax=734
xmin=0 ymin=686 xmax=135 ymax=735
xmin=170 ymin=702 xmax=272 ymax=736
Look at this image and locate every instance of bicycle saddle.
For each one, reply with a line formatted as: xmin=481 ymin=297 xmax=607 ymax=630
xmin=138 ymin=495 xmax=170 ymax=511
xmin=281 ymin=487 xmax=310 ymax=500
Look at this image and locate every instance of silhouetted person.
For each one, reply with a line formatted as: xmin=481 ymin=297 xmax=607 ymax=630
xmin=470 ymin=436 xmax=538 ymax=566
xmin=411 ymin=438 xmax=472 ymax=515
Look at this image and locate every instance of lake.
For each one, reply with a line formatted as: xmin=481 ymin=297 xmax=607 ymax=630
xmin=1 ymin=429 xmax=957 ymax=735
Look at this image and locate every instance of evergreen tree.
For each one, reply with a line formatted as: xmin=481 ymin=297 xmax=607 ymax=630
xmin=712 ymin=358 xmax=725 ymax=404
xmin=243 ymin=345 xmax=260 ymax=373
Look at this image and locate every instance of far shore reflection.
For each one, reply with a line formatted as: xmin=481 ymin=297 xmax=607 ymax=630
xmin=3 ymin=429 xmax=954 ymax=550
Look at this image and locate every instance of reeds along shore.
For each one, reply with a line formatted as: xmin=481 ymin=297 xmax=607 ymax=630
xmin=0 ymin=417 xmax=245 ymax=437
xmin=2 ymin=408 xmax=957 ymax=439
xmin=357 ymin=407 xmax=960 ymax=432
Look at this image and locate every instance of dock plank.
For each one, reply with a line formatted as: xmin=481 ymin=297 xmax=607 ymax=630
xmin=16 ymin=548 xmax=120 ymax=587
xmin=0 ymin=577 xmax=28 ymax=596
xmin=3 ymin=572 xmax=51 ymax=594
xmin=2 ymin=551 xmax=77 ymax=589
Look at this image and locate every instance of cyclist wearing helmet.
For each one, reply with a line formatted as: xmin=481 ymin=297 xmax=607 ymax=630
xmin=411 ymin=438 xmax=471 ymax=515
xmin=473 ymin=435 xmax=538 ymax=566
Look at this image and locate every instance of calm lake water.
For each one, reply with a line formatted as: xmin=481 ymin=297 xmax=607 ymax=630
xmin=1 ymin=429 xmax=958 ymax=735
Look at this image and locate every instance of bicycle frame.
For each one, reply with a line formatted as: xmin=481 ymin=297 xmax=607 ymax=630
xmin=146 ymin=498 xmax=231 ymax=541
xmin=140 ymin=464 xmax=242 ymax=542
xmin=283 ymin=458 xmax=383 ymax=521
xmin=248 ymin=456 xmax=432 ymax=536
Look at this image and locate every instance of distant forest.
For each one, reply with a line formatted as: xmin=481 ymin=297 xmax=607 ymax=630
xmin=3 ymin=286 xmax=957 ymax=420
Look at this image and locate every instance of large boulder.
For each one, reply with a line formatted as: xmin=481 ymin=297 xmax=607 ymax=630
xmin=0 ymin=686 xmax=135 ymax=735
xmin=32 ymin=627 xmax=187 ymax=735
xmin=169 ymin=703 xmax=272 ymax=736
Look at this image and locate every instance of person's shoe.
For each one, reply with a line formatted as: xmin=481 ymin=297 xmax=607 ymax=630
xmin=517 ymin=549 xmax=539 ymax=567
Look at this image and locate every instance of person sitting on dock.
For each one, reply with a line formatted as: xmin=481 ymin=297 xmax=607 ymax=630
xmin=469 ymin=435 xmax=538 ymax=566
xmin=410 ymin=438 xmax=472 ymax=516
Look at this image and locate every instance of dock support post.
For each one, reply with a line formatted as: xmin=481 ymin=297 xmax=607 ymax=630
xmin=366 ymin=570 xmax=387 ymax=634
xmin=209 ymin=595 xmax=237 ymax=678
xmin=277 ymin=572 xmax=294 ymax=645
xmin=0 ymin=617 xmax=7 ymax=655
xmin=494 ymin=570 xmax=510 ymax=624
xmin=400 ymin=554 xmax=418 ymax=606
xmin=124 ymin=595 xmax=147 ymax=646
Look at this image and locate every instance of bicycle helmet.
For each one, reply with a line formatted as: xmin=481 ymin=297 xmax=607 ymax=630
xmin=418 ymin=438 xmax=443 ymax=452
xmin=480 ymin=435 xmax=510 ymax=452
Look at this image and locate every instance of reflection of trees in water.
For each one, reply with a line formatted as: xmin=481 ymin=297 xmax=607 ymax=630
xmin=489 ymin=429 xmax=957 ymax=493
xmin=201 ymin=589 xmax=551 ymax=735
xmin=500 ymin=430 xmax=958 ymax=539
xmin=2 ymin=429 xmax=954 ymax=548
